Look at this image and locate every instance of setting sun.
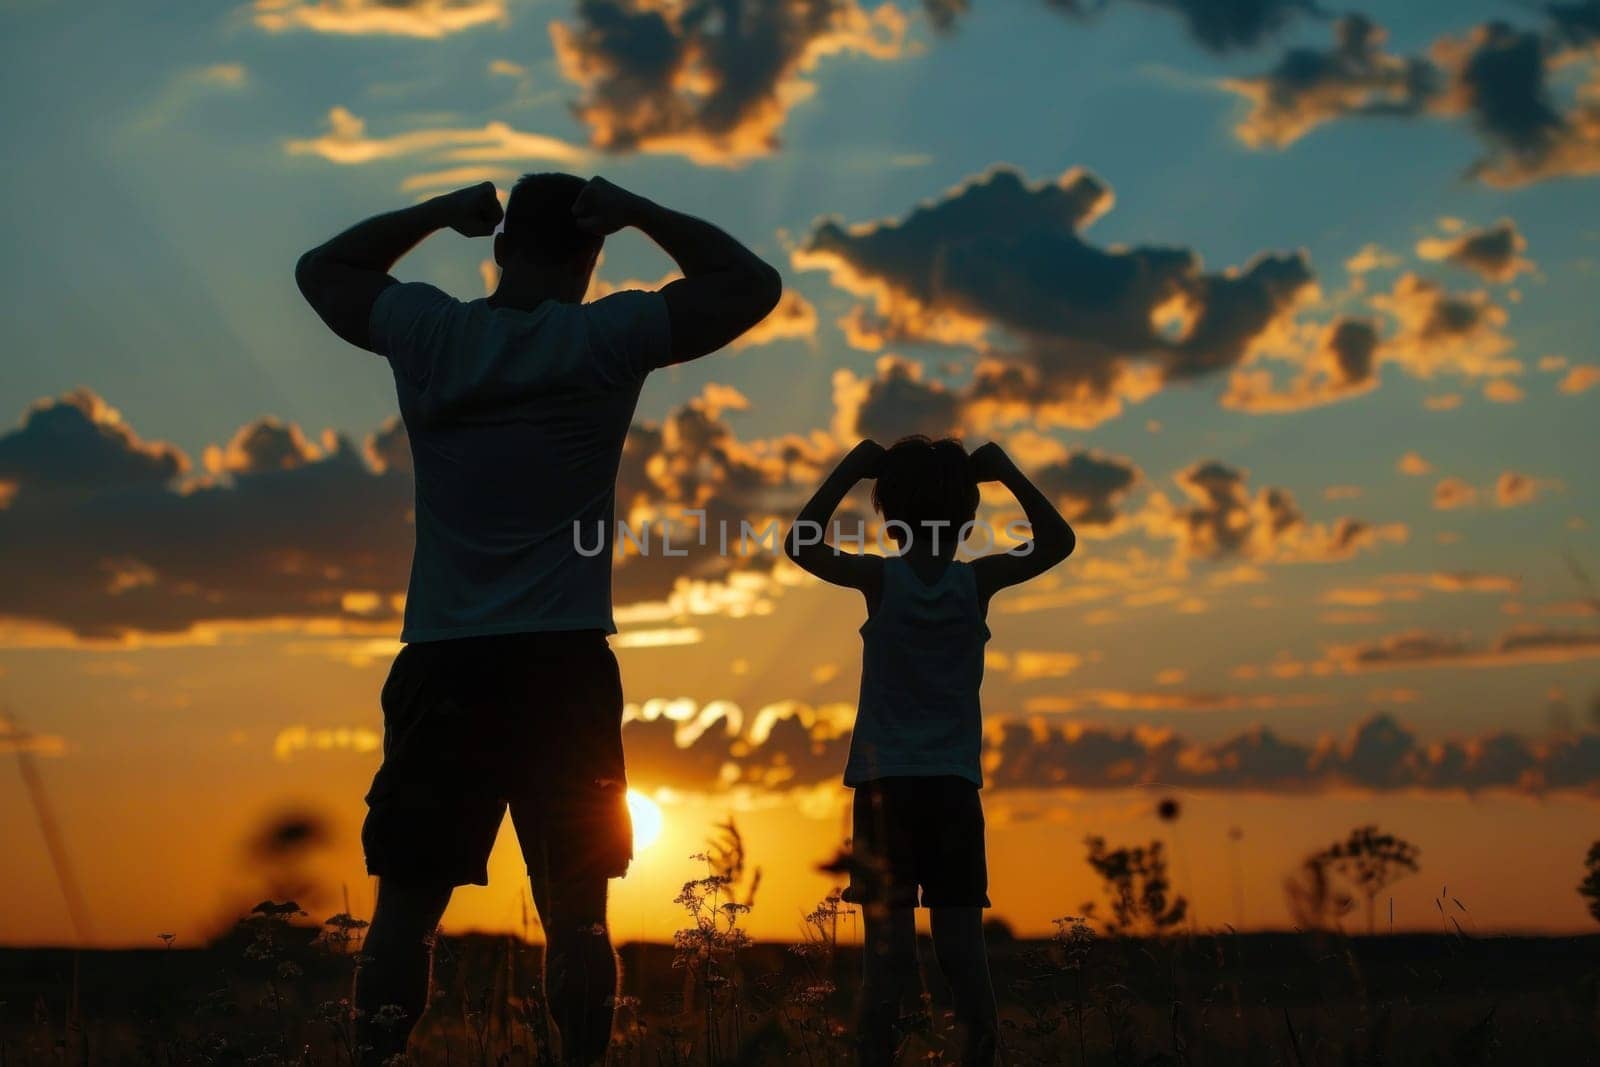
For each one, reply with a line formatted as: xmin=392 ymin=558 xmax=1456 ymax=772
xmin=627 ymin=789 xmax=663 ymax=852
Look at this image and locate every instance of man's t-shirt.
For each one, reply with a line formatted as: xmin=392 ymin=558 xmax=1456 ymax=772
xmin=369 ymin=282 xmax=671 ymax=642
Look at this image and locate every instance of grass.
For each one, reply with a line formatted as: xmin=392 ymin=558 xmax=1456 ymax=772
xmin=4 ymin=823 xmax=1600 ymax=1064
xmin=4 ymin=893 xmax=1600 ymax=1063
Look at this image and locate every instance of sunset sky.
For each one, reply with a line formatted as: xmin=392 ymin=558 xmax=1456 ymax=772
xmin=2 ymin=0 xmax=1599 ymax=947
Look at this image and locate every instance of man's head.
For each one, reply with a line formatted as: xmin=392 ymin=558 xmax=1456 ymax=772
xmin=871 ymin=435 xmax=979 ymax=550
xmin=495 ymin=173 xmax=603 ymax=294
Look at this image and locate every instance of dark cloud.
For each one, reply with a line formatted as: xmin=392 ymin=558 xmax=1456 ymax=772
xmin=0 ymin=388 xmax=818 ymax=640
xmin=1033 ymin=450 xmax=1141 ymax=528
xmin=1222 ymin=316 xmax=1380 ymax=413
xmin=1117 ymin=0 xmax=1322 ymax=53
xmin=549 ymin=0 xmax=907 ymax=164
xmin=1416 ymin=219 xmax=1533 ymax=283
xmin=933 ymin=0 xmax=1322 ymax=53
xmin=831 ymin=355 xmax=962 ymax=442
xmin=629 ymin=699 xmax=1600 ymax=796
xmin=798 ymin=166 xmax=1317 ymax=430
xmin=0 ymin=395 xmax=413 ymax=640
xmin=1227 ymin=10 xmax=1600 ymax=186
xmin=1225 ymin=15 xmax=1435 ymax=148
xmin=1547 ymin=1 xmax=1600 ymax=45
xmin=988 ymin=712 xmax=1600 ymax=795
xmin=0 ymin=391 xmax=187 ymax=501
xmin=1327 ymin=625 xmax=1600 ymax=672
xmin=1370 ymin=273 xmax=1518 ymax=380
xmin=1145 ymin=460 xmax=1401 ymax=563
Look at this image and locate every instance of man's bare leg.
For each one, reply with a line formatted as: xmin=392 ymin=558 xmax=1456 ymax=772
xmin=531 ymin=870 xmax=617 ymax=1065
xmin=355 ymin=879 xmax=453 ymax=1064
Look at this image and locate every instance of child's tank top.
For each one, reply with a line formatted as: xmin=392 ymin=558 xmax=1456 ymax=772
xmin=844 ymin=555 xmax=991 ymax=787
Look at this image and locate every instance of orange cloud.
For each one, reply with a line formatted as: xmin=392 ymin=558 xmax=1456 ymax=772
xmin=1559 ymin=364 xmax=1600 ymax=394
xmin=253 ymin=0 xmax=507 ymax=37
xmin=287 ymin=107 xmax=587 ymax=167
xmin=1397 ymin=451 xmax=1433 ymax=476
xmin=1433 ymin=477 xmax=1478 ymax=510
xmin=1416 ymin=218 xmax=1534 ymax=283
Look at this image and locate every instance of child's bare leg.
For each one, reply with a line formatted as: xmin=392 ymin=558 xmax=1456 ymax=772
xmin=930 ymin=907 xmax=998 ymax=1067
xmin=858 ymin=906 xmax=918 ymax=1066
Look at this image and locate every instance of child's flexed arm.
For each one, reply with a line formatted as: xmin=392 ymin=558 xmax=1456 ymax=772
xmin=969 ymin=441 xmax=1076 ymax=606
xmin=785 ymin=439 xmax=886 ymax=594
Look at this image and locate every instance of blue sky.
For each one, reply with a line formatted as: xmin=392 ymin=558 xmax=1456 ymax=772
xmin=2 ymin=0 xmax=1599 ymax=941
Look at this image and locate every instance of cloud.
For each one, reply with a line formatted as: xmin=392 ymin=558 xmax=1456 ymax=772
xmin=831 ymin=355 xmax=962 ymax=442
xmin=1024 ymin=689 xmax=1329 ymax=714
xmin=272 ymin=725 xmax=382 ymax=761
xmin=1224 ymin=16 xmax=1435 ymax=148
xmin=1032 ymin=449 xmax=1142 ymax=530
xmin=1224 ymin=11 xmax=1600 ymax=186
xmin=1415 ymin=219 xmax=1534 ymax=283
xmin=1369 ymin=273 xmax=1519 ymax=380
xmin=0 ymin=393 xmax=415 ymax=640
xmin=932 ymin=0 xmax=1322 ymax=53
xmin=1144 ymin=460 xmax=1403 ymax=563
xmin=621 ymin=696 xmax=1600 ymax=797
xmin=1432 ymin=19 xmax=1600 ymax=188
xmin=0 ymin=388 xmax=822 ymax=641
xmin=0 ymin=717 xmax=67 ymax=757
xmin=1433 ymin=476 xmax=1478 ymax=510
xmin=0 ymin=390 xmax=187 ymax=499
xmin=1430 ymin=470 xmax=1545 ymax=510
xmin=623 ymin=697 xmax=854 ymax=792
xmin=1326 ymin=625 xmax=1600 ymax=672
xmin=252 ymin=0 xmax=507 ymax=37
xmin=400 ymin=165 xmax=520 ymax=194
xmin=1221 ymin=316 xmax=1379 ymax=413
xmin=548 ymin=0 xmax=908 ymax=165
xmin=610 ymin=384 xmax=830 ymax=607
xmin=732 ymin=290 xmax=818 ymax=349
xmin=287 ymin=106 xmax=587 ymax=168
xmin=798 ymin=166 xmax=1318 ymax=430
xmin=986 ymin=711 xmax=1600 ymax=795
xmin=1483 ymin=378 xmax=1525 ymax=403
xmin=1397 ymin=451 xmax=1433 ymax=476
xmin=1495 ymin=469 xmax=1539 ymax=507
xmin=1559 ymin=364 xmax=1600 ymax=393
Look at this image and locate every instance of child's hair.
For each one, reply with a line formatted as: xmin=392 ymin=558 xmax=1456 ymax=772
xmin=871 ymin=436 xmax=980 ymax=547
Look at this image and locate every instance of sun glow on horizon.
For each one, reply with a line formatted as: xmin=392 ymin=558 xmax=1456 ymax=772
xmin=627 ymin=789 xmax=664 ymax=852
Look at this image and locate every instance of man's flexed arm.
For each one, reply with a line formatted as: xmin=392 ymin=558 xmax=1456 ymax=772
xmin=295 ymin=182 xmax=503 ymax=352
xmin=572 ymin=177 xmax=782 ymax=365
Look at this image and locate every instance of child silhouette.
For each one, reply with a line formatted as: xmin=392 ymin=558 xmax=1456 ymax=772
xmin=786 ymin=436 xmax=1076 ymax=1066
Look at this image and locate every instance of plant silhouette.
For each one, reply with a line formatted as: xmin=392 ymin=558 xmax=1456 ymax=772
xmin=1082 ymin=836 xmax=1188 ymax=935
xmin=1579 ymin=842 xmax=1600 ymax=925
xmin=1311 ymin=825 xmax=1420 ymax=935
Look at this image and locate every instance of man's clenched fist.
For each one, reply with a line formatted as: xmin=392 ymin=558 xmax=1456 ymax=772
xmin=436 ymin=182 xmax=504 ymax=238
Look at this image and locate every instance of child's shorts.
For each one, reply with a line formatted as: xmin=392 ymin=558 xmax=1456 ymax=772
xmin=840 ymin=775 xmax=990 ymax=909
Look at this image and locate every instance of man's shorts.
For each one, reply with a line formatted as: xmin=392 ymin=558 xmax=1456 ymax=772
xmin=840 ymin=775 xmax=989 ymax=910
xmin=362 ymin=630 xmax=633 ymax=888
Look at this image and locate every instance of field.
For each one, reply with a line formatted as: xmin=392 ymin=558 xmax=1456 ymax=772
xmin=4 ymin=913 xmax=1599 ymax=1065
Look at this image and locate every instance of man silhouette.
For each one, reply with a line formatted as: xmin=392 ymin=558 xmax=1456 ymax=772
xmin=295 ymin=174 xmax=781 ymax=1064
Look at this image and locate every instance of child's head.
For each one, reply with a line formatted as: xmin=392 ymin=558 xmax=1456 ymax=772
xmin=871 ymin=436 xmax=980 ymax=551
